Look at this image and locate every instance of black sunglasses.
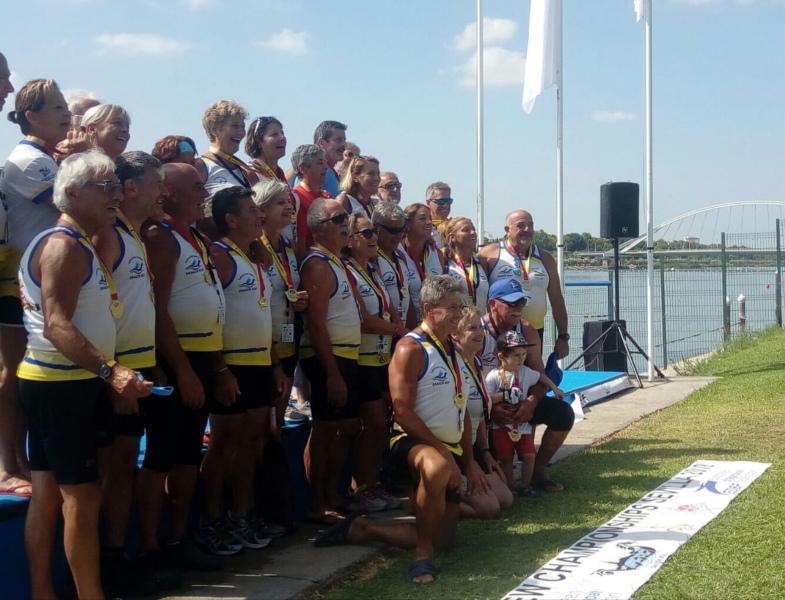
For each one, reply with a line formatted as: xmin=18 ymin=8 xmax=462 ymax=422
xmin=318 ymin=212 xmax=349 ymax=225
xmin=378 ymin=224 xmax=406 ymax=235
xmin=379 ymin=182 xmax=403 ymax=190
xmin=499 ymin=298 xmax=528 ymax=308
xmin=355 ymin=227 xmax=379 ymax=239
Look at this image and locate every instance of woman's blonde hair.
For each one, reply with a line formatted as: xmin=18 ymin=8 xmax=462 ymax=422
xmin=202 ymin=100 xmax=248 ymax=142
xmin=438 ymin=216 xmax=473 ymax=251
xmin=457 ymin=304 xmax=481 ymax=332
xmin=339 ymin=155 xmax=379 ymax=197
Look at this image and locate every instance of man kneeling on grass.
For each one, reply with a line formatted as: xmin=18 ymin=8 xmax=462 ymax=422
xmin=313 ymin=275 xmax=489 ymax=584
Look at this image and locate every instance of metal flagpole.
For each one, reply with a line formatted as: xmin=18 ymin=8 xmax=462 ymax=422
xmin=555 ymin=1 xmax=564 ymax=294
xmin=477 ymin=0 xmax=485 ymax=245
xmin=644 ymin=0 xmax=654 ymax=380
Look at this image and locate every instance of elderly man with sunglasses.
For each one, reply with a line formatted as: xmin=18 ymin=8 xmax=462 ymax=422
xmin=377 ymin=172 xmax=402 ymax=204
xmin=372 ymin=201 xmax=416 ymax=329
xmin=425 ymin=181 xmax=453 ymax=249
xmin=298 ymin=198 xmax=362 ymax=523
xmin=478 ymin=278 xmax=574 ymax=494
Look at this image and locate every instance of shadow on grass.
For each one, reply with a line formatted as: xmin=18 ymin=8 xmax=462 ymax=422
xmin=699 ymin=361 xmax=785 ymax=378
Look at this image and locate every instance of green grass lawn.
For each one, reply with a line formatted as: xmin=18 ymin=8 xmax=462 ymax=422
xmin=312 ymin=327 xmax=785 ymax=600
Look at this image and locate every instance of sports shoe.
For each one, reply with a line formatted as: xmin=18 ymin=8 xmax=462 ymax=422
xmin=349 ymin=484 xmax=387 ymax=513
xmin=371 ymin=482 xmax=403 ymax=510
xmin=226 ymin=514 xmax=272 ymax=549
xmin=248 ymin=513 xmax=287 ymax=539
xmin=163 ymin=538 xmax=224 ymax=571
xmin=284 ymin=404 xmax=309 ymax=423
xmin=193 ymin=519 xmax=243 ymax=556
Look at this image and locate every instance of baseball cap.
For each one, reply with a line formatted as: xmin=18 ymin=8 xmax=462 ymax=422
xmin=496 ymin=330 xmax=536 ymax=352
xmin=488 ymin=278 xmax=530 ymax=304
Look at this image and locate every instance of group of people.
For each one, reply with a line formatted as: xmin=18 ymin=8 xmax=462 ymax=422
xmin=0 ymin=53 xmax=576 ymax=595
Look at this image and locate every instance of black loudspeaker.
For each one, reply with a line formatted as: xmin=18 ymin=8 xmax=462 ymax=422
xmin=600 ymin=182 xmax=639 ymax=239
xmin=582 ymin=320 xmax=628 ymax=372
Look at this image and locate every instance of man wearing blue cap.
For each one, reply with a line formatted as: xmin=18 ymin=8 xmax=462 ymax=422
xmin=478 ymin=278 xmax=574 ymax=493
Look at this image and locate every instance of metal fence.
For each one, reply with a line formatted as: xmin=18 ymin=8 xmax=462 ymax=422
xmin=543 ymin=220 xmax=784 ymax=372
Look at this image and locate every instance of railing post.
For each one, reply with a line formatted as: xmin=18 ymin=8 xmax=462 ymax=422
xmin=776 ymin=219 xmax=782 ymax=327
xmin=738 ymin=293 xmax=746 ymax=334
xmin=722 ymin=232 xmax=731 ymax=341
xmin=660 ymin=256 xmax=667 ymax=368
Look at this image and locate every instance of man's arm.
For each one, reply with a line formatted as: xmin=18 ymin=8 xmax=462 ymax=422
xmin=476 ymin=241 xmax=498 ymax=276
xmin=300 ymin=256 xmax=346 ymax=406
xmin=38 ymin=234 xmax=149 ymax=399
xmin=144 ymin=224 xmax=205 ymax=408
xmin=541 ymin=249 xmax=569 ymax=358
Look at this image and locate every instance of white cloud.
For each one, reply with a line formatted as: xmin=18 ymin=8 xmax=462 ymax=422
xmin=592 ymin=111 xmax=638 ymax=123
xmin=453 ymin=17 xmax=518 ymax=51
xmin=458 ymin=46 xmax=525 ymax=87
xmin=257 ymin=29 xmax=309 ymax=56
xmin=180 ymin=0 xmax=216 ymax=9
xmin=92 ymin=33 xmax=191 ymax=57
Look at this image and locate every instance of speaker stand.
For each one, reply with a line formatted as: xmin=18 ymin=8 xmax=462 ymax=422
xmin=566 ymin=238 xmax=665 ymax=388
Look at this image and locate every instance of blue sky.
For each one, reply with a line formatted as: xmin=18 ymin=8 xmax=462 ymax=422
xmin=2 ymin=0 xmax=784 ymax=239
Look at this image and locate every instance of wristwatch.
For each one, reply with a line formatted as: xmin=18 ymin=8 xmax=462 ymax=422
xmin=557 ymin=333 xmax=570 ymax=341
xmin=98 ymin=359 xmax=118 ymax=380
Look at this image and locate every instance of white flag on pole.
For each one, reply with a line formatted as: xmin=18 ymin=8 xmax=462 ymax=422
xmin=634 ymin=0 xmax=645 ymax=22
xmin=522 ymin=0 xmax=562 ymax=114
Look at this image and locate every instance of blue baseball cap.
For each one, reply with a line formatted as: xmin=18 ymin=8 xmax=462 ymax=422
xmin=488 ymin=278 xmax=530 ymax=304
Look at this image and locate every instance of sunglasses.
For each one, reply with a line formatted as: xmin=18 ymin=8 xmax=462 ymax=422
xmin=378 ymin=224 xmax=406 ymax=235
xmin=355 ymin=227 xmax=379 ymax=240
xmin=318 ymin=212 xmax=349 ymax=225
xmin=379 ymin=182 xmax=403 ymax=190
xmin=499 ymin=299 xmax=527 ymax=308
xmin=429 ymin=197 xmax=453 ymax=206
xmin=90 ymin=181 xmax=123 ymax=194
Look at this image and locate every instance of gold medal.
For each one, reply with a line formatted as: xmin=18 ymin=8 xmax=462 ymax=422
xmin=285 ymin=288 xmax=299 ymax=303
xmin=400 ymin=286 xmax=408 ymax=298
xmin=382 ymin=311 xmax=391 ymax=322
xmin=521 ymin=279 xmax=531 ymax=290
xmin=259 ymin=297 xmax=268 ymax=310
xmin=464 ymin=296 xmax=474 ymax=306
xmin=109 ymin=300 xmax=124 ymax=319
xmin=453 ymin=392 xmax=466 ymax=409
xmin=508 ymin=429 xmax=522 ymax=442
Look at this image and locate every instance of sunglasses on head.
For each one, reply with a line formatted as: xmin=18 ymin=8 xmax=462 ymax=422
xmin=379 ymin=182 xmax=403 ymax=190
xmin=251 ymin=116 xmax=276 ymax=138
xmin=430 ymin=197 xmax=453 ymax=206
xmin=355 ymin=227 xmax=379 ymax=239
xmin=318 ymin=212 xmax=349 ymax=225
xmin=378 ymin=224 xmax=406 ymax=235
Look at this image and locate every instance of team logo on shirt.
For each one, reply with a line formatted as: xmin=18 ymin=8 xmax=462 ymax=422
xmin=358 ymin=283 xmax=373 ymax=298
xmin=238 ymin=273 xmax=257 ymax=292
xmin=184 ymin=255 xmax=205 ymax=276
xmin=128 ymin=256 xmax=145 ymax=279
xmin=382 ymin=271 xmax=396 ymax=286
xmin=430 ymin=365 xmax=449 ymax=385
xmin=340 ymin=281 xmax=352 ymax=299
xmin=39 ymin=166 xmax=52 ymax=180
xmin=496 ymin=265 xmax=515 ymax=277
xmin=96 ymin=268 xmax=109 ymax=290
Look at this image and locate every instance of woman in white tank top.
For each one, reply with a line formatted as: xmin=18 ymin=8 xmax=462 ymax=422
xmin=439 ymin=217 xmax=489 ymax=314
xmin=402 ymin=203 xmax=445 ymax=322
xmin=336 ymin=156 xmax=380 ymax=219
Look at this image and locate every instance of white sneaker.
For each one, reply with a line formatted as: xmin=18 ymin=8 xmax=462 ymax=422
xmin=284 ymin=405 xmax=309 ymax=423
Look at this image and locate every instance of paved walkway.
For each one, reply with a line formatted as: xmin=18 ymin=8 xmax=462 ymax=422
xmin=159 ymin=374 xmax=716 ymax=600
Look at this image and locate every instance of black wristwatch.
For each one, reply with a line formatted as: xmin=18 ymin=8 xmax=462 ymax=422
xmin=98 ymin=360 xmax=117 ymax=380
xmin=557 ymin=333 xmax=570 ymax=341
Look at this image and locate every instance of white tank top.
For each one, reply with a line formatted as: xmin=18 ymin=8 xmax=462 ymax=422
xmin=463 ymin=355 xmax=489 ymax=446
xmin=299 ymin=248 xmax=361 ymax=360
xmin=345 ymin=260 xmax=393 ymax=367
xmin=444 ymin=255 xmax=489 ymax=314
xmin=17 ymin=227 xmax=116 ymax=381
xmin=401 ymin=248 xmax=422 ymax=322
xmin=162 ymin=222 xmax=224 ymax=352
xmin=113 ymin=220 xmax=155 ymax=369
xmin=393 ymin=331 xmax=468 ymax=446
xmin=263 ymin=235 xmax=300 ymax=359
xmin=213 ymin=240 xmax=272 ymax=366
xmin=488 ymin=242 xmax=550 ymax=329
xmin=479 ymin=315 xmax=526 ymax=375
xmin=345 ymin=194 xmax=375 ymax=218
xmin=377 ymin=249 xmax=409 ymax=321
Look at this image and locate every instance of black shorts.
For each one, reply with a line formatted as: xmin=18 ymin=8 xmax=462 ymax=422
xmin=0 ymin=295 xmax=23 ymax=326
xmin=20 ymin=378 xmax=108 ymax=485
xmin=357 ymin=364 xmax=389 ymax=402
xmin=142 ymin=352 xmax=212 ymax=473
xmin=209 ymin=365 xmax=273 ymax=415
xmin=112 ymin=367 xmax=157 ymax=438
xmin=530 ymin=395 xmax=575 ymax=432
xmin=300 ymin=355 xmax=360 ymax=421
xmin=390 ymin=435 xmax=463 ymax=504
xmin=280 ymin=354 xmax=298 ymax=378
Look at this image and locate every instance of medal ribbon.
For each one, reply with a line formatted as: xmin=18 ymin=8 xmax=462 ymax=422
xmin=204 ymin=149 xmax=252 ymax=188
xmin=456 ymin=256 xmax=478 ymax=303
xmin=222 ymin=237 xmax=266 ymax=307
xmin=261 ymin=234 xmax=295 ymax=291
xmin=165 ymin=218 xmax=217 ymax=285
xmin=379 ymin=249 xmax=407 ymax=296
xmin=504 ymin=240 xmax=530 ymax=281
xmin=405 ymin=242 xmax=427 ymax=281
xmin=420 ymin=322 xmax=465 ymax=409
xmin=116 ymin=214 xmax=153 ymax=284
xmin=348 ymin=259 xmax=391 ymax=318
xmin=467 ymin=357 xmax=491 ymax=421
xmin=60 ymin=214 xmax=120 ymax=310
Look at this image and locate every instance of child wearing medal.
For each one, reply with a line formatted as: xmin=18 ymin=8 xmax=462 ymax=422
xmin=484 ymin=331 xmax=564 ymax=497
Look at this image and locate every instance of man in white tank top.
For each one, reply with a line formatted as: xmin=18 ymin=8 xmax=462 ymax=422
xmin=312 ymin=275 xmax=490 ymax=585
xmin=18 ymin=150 xmax=152 ymax=600
xmin=478 ymin=209 xmax=570 ymax=360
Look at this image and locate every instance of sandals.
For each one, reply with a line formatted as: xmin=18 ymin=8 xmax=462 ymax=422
xmin=407 ymin=558 xmax=438 ymax=584
xmin=531 ymin=478 xmax=564 ymax=493
xmin=313 ymin=511 xmax=361 ymax=548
